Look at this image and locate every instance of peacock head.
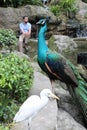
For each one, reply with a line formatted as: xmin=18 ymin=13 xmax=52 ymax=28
xmin=36 ymin=17 xmax=50 ymax=25
xmin=36 ymin=17 xmax=50 ymax=33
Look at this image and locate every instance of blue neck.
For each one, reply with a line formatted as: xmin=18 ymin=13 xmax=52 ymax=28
xmin=38 ymin=24 xmax=48 ymax=59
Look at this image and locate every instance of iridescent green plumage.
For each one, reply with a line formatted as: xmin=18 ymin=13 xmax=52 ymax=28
xmin=37 ymin=18 xmax=87 ymax=124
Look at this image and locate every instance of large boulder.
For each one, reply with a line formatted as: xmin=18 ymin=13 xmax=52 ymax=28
xmin=0 ymin=5 xmax=59 ymax=38
xmin=75 ymin=0 xmax=87 ymax=24
xmin=48 ymin=35 xmax=78 ymax=64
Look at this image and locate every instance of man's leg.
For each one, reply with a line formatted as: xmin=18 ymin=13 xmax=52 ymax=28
xmin=24 ymin=35 xmax=30 ymax=50
xmin=25 ymin=35 xmax=30 ymax=44
xmin=18 ymin=34 xmax=24 ymax=52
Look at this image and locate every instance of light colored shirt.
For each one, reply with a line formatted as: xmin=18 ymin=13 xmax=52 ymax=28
xmin=19 ymin=22 xmax=31 ymax=33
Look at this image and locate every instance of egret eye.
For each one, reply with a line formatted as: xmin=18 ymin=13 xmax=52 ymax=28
xmin=48 ymin=93 xmax=51 ymax=97
xmin=48 ymin=93 xmax=54 ymax=101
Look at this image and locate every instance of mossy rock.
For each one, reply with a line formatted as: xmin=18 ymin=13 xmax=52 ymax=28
xmin=48 ymin=35 xmax=78 ymax=65
xmin=48 ymin=35 xmax=59 ymax=52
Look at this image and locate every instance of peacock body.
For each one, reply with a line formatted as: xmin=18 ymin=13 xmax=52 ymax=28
xmin=37 ymin=19 xmax=87 ymax=124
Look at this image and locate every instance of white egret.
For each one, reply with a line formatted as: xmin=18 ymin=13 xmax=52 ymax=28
xmin=13 ymin=89 xmax=59 ymax=130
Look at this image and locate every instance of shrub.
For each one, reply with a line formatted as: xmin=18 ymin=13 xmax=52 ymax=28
xmin=0 ymin=0 xmax=42 ymax=7
xmin=0 ymin=125 xmax=10 ymax=130
xmin=0 ymin=99 xmax=19 ymax=122
xmin=59 ymin=0 xmax=77 ymax=13
xmin=21 ymin=0 xmax=42 ymax=6
xmin=0 ymin=53 xmax=33 ymax=122
xmin=0 ymin=28 xmax=17 ymax=50
xmin=50 ymin=0 xmax=77 ymax=16
xmin=50 ymin=5 xmax=61 ymax=16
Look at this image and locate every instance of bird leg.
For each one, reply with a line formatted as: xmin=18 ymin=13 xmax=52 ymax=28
xmin=28 ymin=124 xmax=30 ymax=130
xmin=27 ymin=121 xmax=30 ymax=130
xmin=50 ymin=80 xmax=56 ymax=93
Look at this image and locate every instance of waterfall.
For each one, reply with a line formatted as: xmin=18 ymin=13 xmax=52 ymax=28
xmin=76 ymin=24 xmax=87 ymax=38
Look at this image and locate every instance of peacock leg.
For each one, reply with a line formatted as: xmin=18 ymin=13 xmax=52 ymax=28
xmin=50 ymin=80 xmax=56 ymax=92
xmin=52 ymin=80 xmax=55 ymax=88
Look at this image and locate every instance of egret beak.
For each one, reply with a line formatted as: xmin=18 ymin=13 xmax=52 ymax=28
xmin=49 ymin=93 xmax=60 ymax=100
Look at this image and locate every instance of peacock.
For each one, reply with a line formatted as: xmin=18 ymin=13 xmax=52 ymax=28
xmin=36 ymin=18 xmax=87 ymax=125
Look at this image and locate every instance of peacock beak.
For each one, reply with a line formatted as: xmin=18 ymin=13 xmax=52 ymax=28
xmin=36 ymin=21 xmax=41 ymax=25
xmin=49 ymin=93 xmax=60 ymax=100
xmin=36 ymin=19 xmax=46 ymax=25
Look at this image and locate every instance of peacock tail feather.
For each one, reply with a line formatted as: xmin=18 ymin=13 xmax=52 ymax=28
xmin=75 ymin=80 xmax=87 ymax=122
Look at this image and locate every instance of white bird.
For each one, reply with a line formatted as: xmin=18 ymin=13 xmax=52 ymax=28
xmin=13 ymin=89 xmax=59 ymax=130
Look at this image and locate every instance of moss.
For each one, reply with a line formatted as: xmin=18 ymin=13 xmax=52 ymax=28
xmin=62 ymin=49 xmax=77 ymax=65
xmin=48 ymin=35 xmax=79 ymax=65
xmin=48 ymin=36 xmax=59 ymax=51
xmin=84 ymin=12 xmax=87 ymax=18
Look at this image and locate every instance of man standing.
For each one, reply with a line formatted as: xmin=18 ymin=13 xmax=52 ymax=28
xmin=18 ymin=16 xmax=31 ymax=52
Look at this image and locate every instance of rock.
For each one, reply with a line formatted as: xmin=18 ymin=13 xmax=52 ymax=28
xmin=11 ymin=121 xmax=29 ymax=130
xmin=30 ymin=100 xmax=57 ymax=130
xmin=13 ymin=51 xmax=30 ymax=60
xmin=56 ymin=109 xmax=86 ymax=130
xmin=48 ymin=35 xmax=78 ymax=64
xmin=54 ymin=86 xmax=84 ymax=126
xmin=52 ymin=35 xmax=77 ymax=51
xmin=0 ymin=5 xmax=59 ymax=38
xmin=75 ymin=1 xmax=87 ymax=24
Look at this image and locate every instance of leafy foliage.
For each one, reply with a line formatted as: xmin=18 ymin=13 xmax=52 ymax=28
xmin=0 ymin=99 xmax=19 ymax=122
xmin=50 ymin=5 xmax=60 ymax=16
xmin=0 ymin=28 xmax=17 ymax=50
xmin=59 ymin=0 xmax=77 ymax=12
xmin=20 ymin=0 xmax=42 ymax=6
xmin=0 ymin=124 xmax=10 ymax=130
xmin=50 ymin=0 xmax=77 ymax=16
xmin=0 ymin=0 xmax=42 ymax=7
xmin=0 ymin=53 xmax=33 ymax=122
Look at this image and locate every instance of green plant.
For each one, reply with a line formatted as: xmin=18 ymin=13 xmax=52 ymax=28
xmin=21 ymin=0 xmax=42 ymax=6
xmin=0 ymin=53 xmax=33 ymax=122
xmin=0 ymin=28 xmax=17 ymax=50
xmin=0 ymin=0 xmax=42 ymax=7
xmin=50 ymin=0 xmax=77 ymax=16
xmin=0 ymin=124 xmax=10 ymax=130
xmin=60 ymin=0 xmax=77 ymax=12
xmin=50 ymin=5 xmax=61 ymax=16
xmin=0 ymin=53 xmax=33 ymax=101
xmin=0 ymin=98 xmax=19 ymax=122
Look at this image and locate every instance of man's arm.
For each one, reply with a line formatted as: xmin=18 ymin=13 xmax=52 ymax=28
xmin=26 ymin=23 xmax=31 ymax=36
xmin=19 ymin=23 xmax=25 ymax=34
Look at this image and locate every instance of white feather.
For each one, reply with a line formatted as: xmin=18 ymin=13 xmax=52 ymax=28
xmin=13 ymin=89 xmax=54 ymax=123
